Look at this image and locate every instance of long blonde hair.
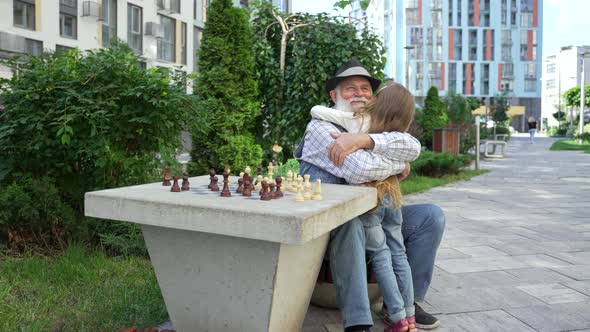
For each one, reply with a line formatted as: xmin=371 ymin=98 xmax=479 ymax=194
xmin=362 ymin=82 xmax=416 ymax=209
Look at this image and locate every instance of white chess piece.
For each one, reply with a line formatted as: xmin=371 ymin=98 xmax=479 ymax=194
xmin=286 ymin=170 xmax=293 ymax=191
xmin=294 ymin=180 xmax=304 ymax=202
xmin=312 ymin=179 xmax=322 ymax=200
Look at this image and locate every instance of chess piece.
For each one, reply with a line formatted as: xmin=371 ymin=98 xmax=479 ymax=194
xmin=269 ymin=182 xmax=276 ymax=199
xmin=221 ymin=169 xmax=231 ymax=197
xmin=236 ymin=172 xmax=245 ymax=193
xmin=260 ymin=180 xmax=271 ymax=201
xmin=294 ymin=181 xmax=304 ymax=202
xmin=208 ymin=168 xmax=216 ymax=189
xmin=267 ymin=162 xmax=274 ymax=181
xmin=260 ymin=177 xmax=269 ymax=196
xmin=274 ymin=176 xmax=283 ymax=198
xmin=210 ymin=176 xmax=219 ymax=191
xmin=181 ymin=172 xmax=190 ymax=191
xmin=242 ymin=177 xmax=252 ymax=196
xmin=304 ymin=174 xmax=311 ymax=188
xmin=162 ymin=167 xmax=171 ymax=186
xmin=304 ymin=177 xmax=312 ymax=200
xmin=255 ymin=175 xmax=263 ymax=191
xmin=312 ymin=179 xmax=322 ymax=200
xmin=256 ymin=165 xmax=263 ymax=177
xmin=286 ymin=170 xmax=293 ymax=191
xmin=170 ymin=175 xmax=181 ymax=192
xmin=245 ymin=166 xmax=252 ymax=177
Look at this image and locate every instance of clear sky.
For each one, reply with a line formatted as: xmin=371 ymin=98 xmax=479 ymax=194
xmin=291 ymin=0 xmax=590 ymax=58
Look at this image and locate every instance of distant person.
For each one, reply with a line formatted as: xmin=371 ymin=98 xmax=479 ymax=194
xmin=527 ymin=116 xmax=537 ymax=143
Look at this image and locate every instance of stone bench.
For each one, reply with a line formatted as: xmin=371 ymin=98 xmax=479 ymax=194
xmin=85 ymin=175 xmax=376 ymax=332
xmin=480 ymin=140 xmax=507 ymax=158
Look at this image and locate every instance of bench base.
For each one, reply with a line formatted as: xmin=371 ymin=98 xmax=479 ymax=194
xmin=142 ymin=225 xmax=328 ymax=332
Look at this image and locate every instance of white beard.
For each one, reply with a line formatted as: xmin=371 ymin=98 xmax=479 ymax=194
xmin=334 ymin=89 xmax=369 ymax=113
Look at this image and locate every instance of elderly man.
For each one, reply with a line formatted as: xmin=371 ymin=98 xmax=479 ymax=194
xmin=294 ymin=60 xmax=445 ymax=332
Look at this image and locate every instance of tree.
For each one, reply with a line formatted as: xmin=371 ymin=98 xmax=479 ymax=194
xmin=563 ymin=85 xmax=590 ymax=108
xmin=417 ymin=86 xmax=448 ymax=149
xmin=491 ymin=93 xmax=509 ymax=124
xmin=444 ymin=92 xmax=475 ymax=154
xmin=251 ymin=2 xmax=386 ymax=160
xmin=191 ymin=0 xmax=262 ymax=174
xmin=333 ymin=0 xmax=370 ymax=10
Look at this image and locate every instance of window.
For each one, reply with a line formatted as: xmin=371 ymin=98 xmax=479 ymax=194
xmin=13 ymin=0 xmax=35 ymax=30
xmin=546 ymin=79 xmax=556 ymax=89
xmin=127 ymin=4 xmax=142 ymax=54
xmin=102 ymin=0 xmax=117 ymax=47
xmin=25 ymin=38 xmax=42 ymax=56
xmin=55 ymin=45 xmax=73 ymax=54
xmin=181 ymin=22 xmax=187 ymax=65
xmin=194 ymin=26 xmax=203 ymax=71
xmin=546 ymin=63 xmax=556 ymax=74
xmin=158 ymin=15 xmax=175 ymax=62
xmin=60 ymin=14 xmax=77 ymax=39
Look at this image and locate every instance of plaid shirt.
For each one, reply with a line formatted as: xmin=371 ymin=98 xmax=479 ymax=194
xmin=298 ymin=119 xmax=421 ymax=184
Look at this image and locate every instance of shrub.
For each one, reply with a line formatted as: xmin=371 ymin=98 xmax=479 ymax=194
xmin=417 ymin=87 xmax=448 ymax=149
xmin=251 ymin=2 xmax=386 ymax=161
xmin=411 ymin=151 xmax=471 ymax=177
xmin=0 ymin=176 xmax=76 ymax=252
xmin=0 ymin=42 xmax=199 ymax=254
xmin=191 ymin=0 xmax=262 ymax=174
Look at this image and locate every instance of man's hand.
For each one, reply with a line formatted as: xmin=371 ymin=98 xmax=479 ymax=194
xmin=328 ymin=132 xmax=374 ymax=167
xmin=398 ymin=162 xmax=411 ymax=181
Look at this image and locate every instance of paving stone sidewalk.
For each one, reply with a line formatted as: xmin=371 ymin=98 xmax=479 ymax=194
xmin=303 ymin=134 xmax=590 ymax=332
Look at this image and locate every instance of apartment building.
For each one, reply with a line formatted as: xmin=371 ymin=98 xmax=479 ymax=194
xmin=350 ymin=0 xmax=543 ymax=129
xmin=0 ymin=0 xmax=291 ymax=80
xmin=541 ymin=45 xmax=590 ymax=130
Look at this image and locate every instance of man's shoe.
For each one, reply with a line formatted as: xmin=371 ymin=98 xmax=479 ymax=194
xmin=414 ymin=303 xmax=440 ymax=329
xmin=344 ymin=325 xmax=372 ymax=332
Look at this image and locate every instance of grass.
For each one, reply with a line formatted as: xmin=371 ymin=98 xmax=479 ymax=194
xmin=0 ymin=167 xmax=488 ymax=331
xmin=401 ymin=169 xmax=490 ymax=195
xmin=0 ymin=244 xmax=167 ymax=331
xmin=550 ymin=139 xmax=590 ymax=153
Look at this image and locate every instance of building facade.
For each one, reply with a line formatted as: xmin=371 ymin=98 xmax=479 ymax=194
xmin=350 ymin=0 xmax=543 ymax=130
xmin=541 ymin=45 xmax=590 ymax=131
xmin=0 ymin=0 xmax=291 ymax=81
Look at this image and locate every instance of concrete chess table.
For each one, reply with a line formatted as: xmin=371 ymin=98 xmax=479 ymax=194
xmin=85 ymin=175 xmax=377 ymax=332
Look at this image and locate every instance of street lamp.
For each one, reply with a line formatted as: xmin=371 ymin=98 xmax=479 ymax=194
xmin=580 ymin=52 xmax=589 ymax=144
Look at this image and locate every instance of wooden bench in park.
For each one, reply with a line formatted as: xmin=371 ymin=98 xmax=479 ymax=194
xmin=480 ymin=140 xmax=507 ymax=158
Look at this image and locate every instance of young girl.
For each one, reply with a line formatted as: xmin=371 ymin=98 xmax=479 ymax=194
xmin=311 ymin=82 xmax=418 ymax=332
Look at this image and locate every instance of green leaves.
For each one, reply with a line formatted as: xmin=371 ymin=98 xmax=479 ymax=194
xmin=0 ymin=40 xmax=198 ymax=212
xmin=191 ymin=0 xmax=262 ymax=173
xmin=251 ymin=2 xmax=385 ymax=160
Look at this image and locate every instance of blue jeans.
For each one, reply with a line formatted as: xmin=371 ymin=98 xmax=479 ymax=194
xmin=360 ymin=205 xmax=415 ymax=323
xmin=330 ymin=204 xmax=446 ymax=328
xmin=529 ymin=128 xmax=536 ymax=143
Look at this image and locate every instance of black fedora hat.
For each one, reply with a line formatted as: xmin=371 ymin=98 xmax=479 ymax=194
xmin=325 ymin=60 xmax=381 ymax=94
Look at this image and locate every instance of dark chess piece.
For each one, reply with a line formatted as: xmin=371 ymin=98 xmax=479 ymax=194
xmin=242 ymin=177 xmax=252 ymax=197
xmin=220 ymin=169 xmax=231 ymax=197
xmin=257 ymin=165 xmax=263 ymax=177
xmin=208 ymin=168 xmax=216 ymax=189
xmin=211 ymin=176 xmax=219 ymax=191
xmin=181 ymin=173 xmax=190 ymax=191
xmin=236 ymin=177 xmax=244 ymax=194
xmin=260 ymin=180 xmax=271 ymax=201
xmin=170 ymin=175 xmax=181 ymax=192
xmin=275 ymin=176 xmax=283 ymax=198
xmin=162 ymin=167 xmax=171 ymax=186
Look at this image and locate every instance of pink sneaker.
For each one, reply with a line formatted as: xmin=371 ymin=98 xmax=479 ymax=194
xmin=406 ymin=316 xmax=418 ymax=332
xmin=384 ymin=317 xmax=409 ymax=332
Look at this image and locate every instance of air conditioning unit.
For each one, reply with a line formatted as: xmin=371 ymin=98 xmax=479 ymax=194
xmin=82 ymin=1 xmax=99 ymax=17
xmin=156 ymin=0 xmax=180 ymax=14
xmin=0 ymin=32 xmax=26 ymax=54
xmin=145 ymin=22 xmax=164 ymax=39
